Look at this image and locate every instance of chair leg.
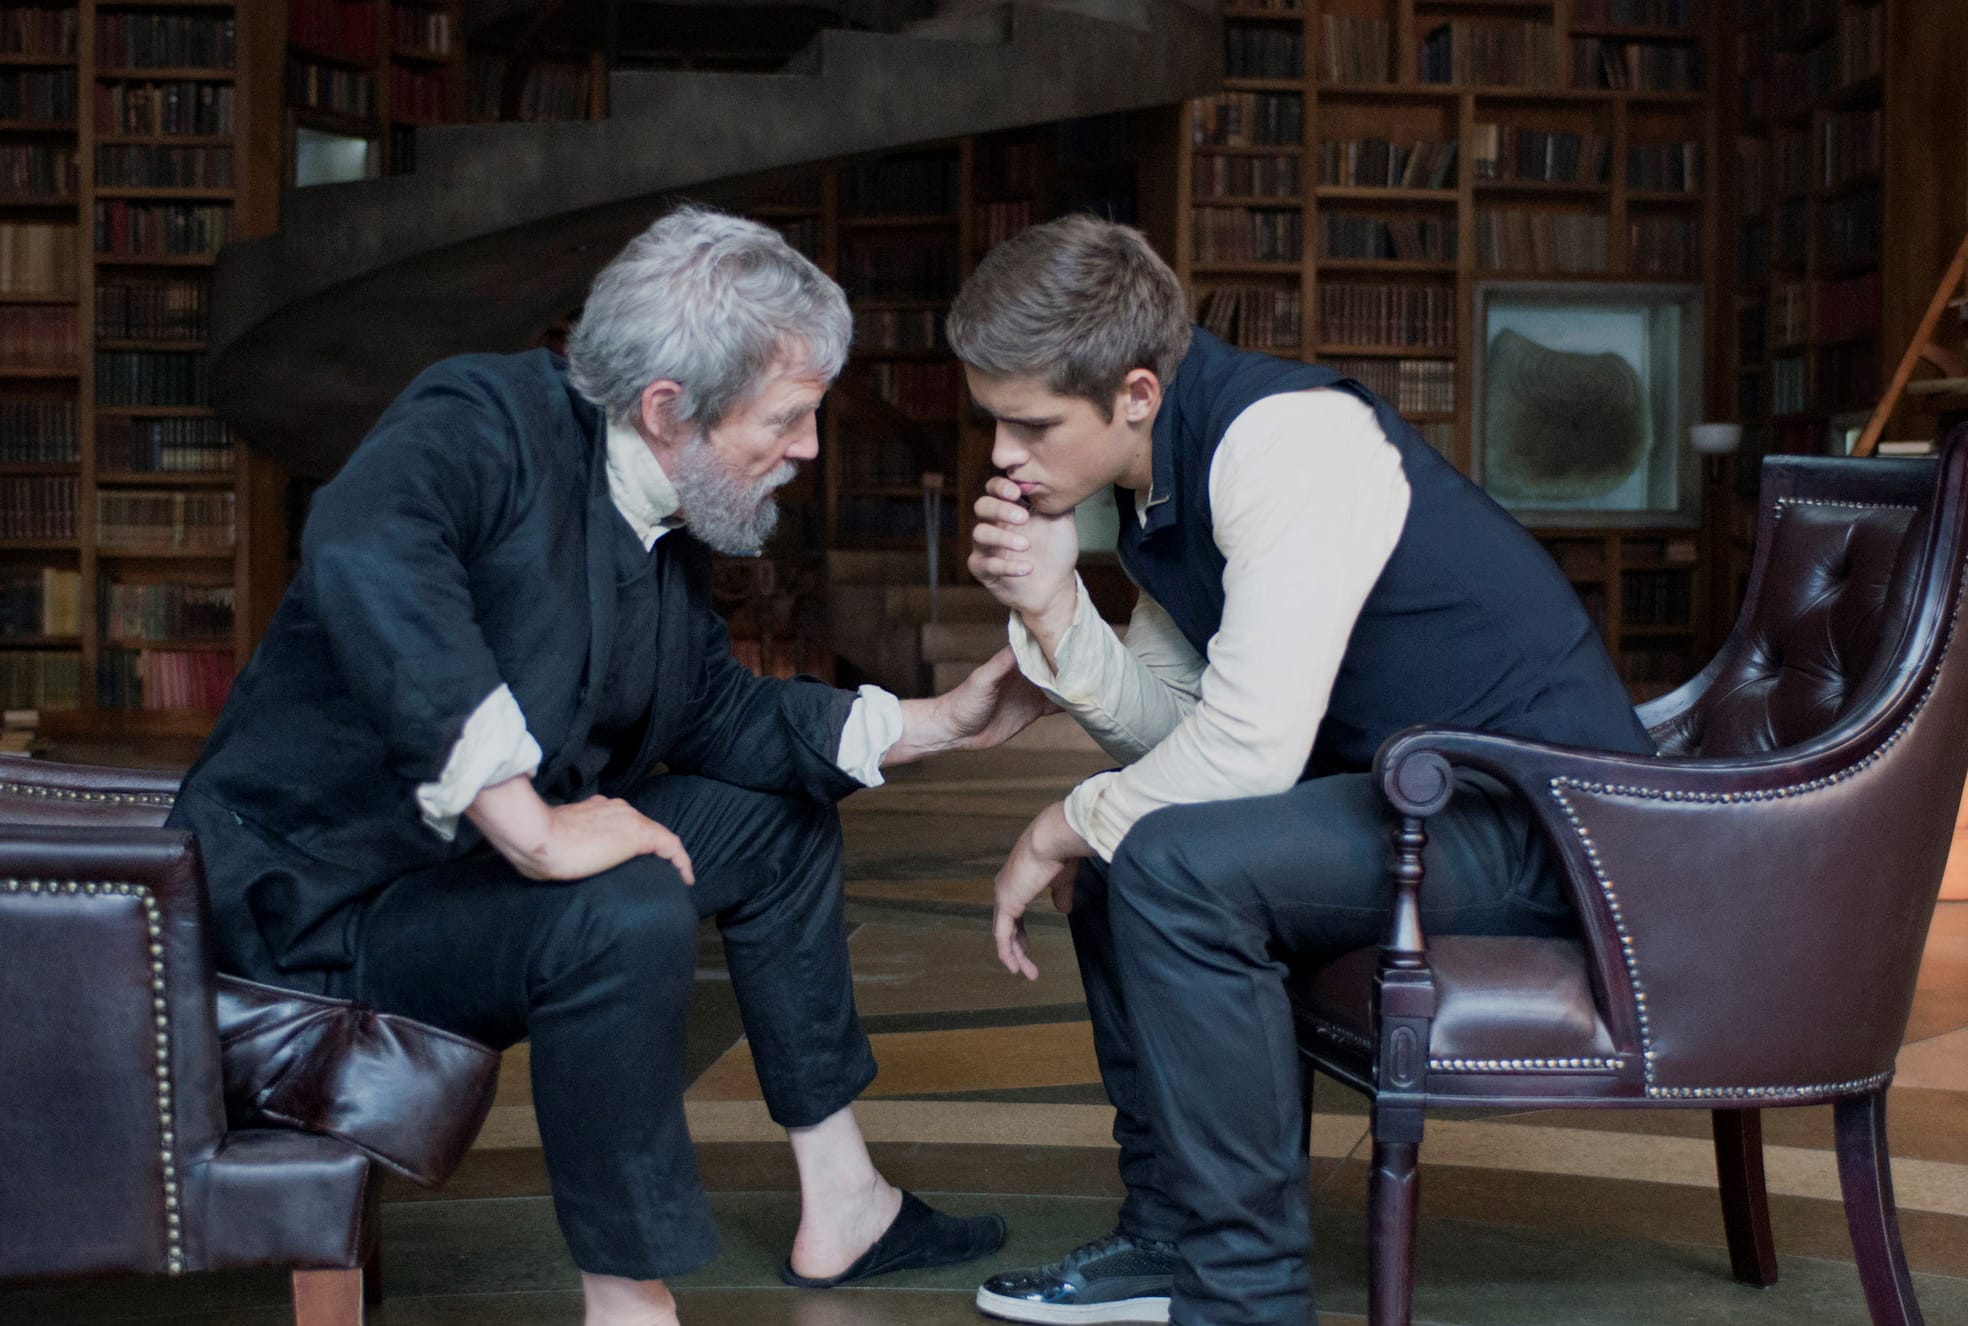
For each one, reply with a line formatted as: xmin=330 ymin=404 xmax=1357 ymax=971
xmin=291 ymin=1268 xmax=363 ymax=1326
xmin=1834 ymin=1089 xmax=1925 ymax=1326
xmin=1712 ymin=1108 xmax=1779 ymax=1287
xmin=1368 ymin=1138 xmax=1420 ymax=1326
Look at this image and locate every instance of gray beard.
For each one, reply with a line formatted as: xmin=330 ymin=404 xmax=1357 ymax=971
xmin=669 ymin=432 xmax=798 ymax=556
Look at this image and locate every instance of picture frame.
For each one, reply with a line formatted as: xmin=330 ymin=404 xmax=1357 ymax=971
xmin=1471 ymin=281 xmax=1705 ymax=527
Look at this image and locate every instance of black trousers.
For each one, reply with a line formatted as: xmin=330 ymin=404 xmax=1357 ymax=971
xmin=348 ymin=775 xmax=877 ymax=1279
xmin=1071 ymin=771 xmax=1573 ymax=1326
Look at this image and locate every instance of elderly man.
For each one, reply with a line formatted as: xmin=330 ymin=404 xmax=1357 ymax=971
xmin=168 ymin=206 xmax=1030 ymax=1326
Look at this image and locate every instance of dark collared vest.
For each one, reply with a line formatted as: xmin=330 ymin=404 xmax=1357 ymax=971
xmin=1115 ymin=328 xmax=1654 ymax=777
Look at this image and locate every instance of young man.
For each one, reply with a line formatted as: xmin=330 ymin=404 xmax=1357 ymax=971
xmin=947 ymin=216 xmax=1654 ymax=1325
xmin=169 ymin=207 xmax=1036 ymax=1326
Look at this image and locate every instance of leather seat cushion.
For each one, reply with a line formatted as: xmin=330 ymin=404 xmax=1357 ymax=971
xmin=1294 ymin=936 xmax=1618 ymax=1064
xmin=192 ymin=1129 xmax=373 ymax=1271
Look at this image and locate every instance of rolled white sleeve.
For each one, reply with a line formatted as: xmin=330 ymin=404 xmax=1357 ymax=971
xmin=1063 ymin=389 xmax=1411 ymax=860
xmin=415 ymin=683 xmax=544 ymax=840
xmin=1008 ymin=576 xmax=1204 ymax=764
xmin=836 ymin=684 xmax=904 ymax=786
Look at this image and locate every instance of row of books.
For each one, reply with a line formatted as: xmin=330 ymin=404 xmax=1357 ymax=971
xmin=98 ymin=648 xmax=233 ymax=711
xmin=394 ymin=6 xmax=453 ymax=56
xmin=96 ymin=143 xmax=233 ymax=189
xmin=289 ymin=58 xmax=377 ymax=120
xmin=1770 ymin=282 xmax=1806 ymax=347
xmin=1815 ymin=9 xmax=1884 ymax=94
xmin=95 ymin=14 xmax=235 ymax=71
xmin=833 ymin=494 xmax=956 ymax=543
xmin=0 ymin=476 xmax=77 ymax=539
xmin=1572 ymin=0 xmax=1693 ymax=24
xmin=974 ymin=141 xmax=1041 ymax=199
xmin=1317 ymin=139 xmax=1455 ymax=190
xmin=0 ymin=652 xmax=79 ymax=710
xmin=975 ymin=200 xmax=1035 ymax=251
xmin=1620 ymin=570 xmax=1693 ymax=628
xmin=865 ymin=362 xmax=962 ymax=422
xmin=1325 ymin=357 xmax=1453 ymax=415
xmin=1574 ymin=40 xmax=1702 ymax=92
xmin=290 ymin=0 xmax=379 ymax=65
xmin=1627 ymin=141 xmax=1702 ymax=193
xmin=1317 ymin=284 xmax=1455 ymax=350
xmin=0 ymin=222 xmax=77 ymax=294
xmin=0 ymin=306 xmax=77 ymax=370
xmin=1419 ymin=22 xmax=1558 ymax=90
xmin=1195 ymin=285 xmax=1300 ymax=351
xmin=102 ymin=579 xmax=234 ymax=643
xmin=94 ymin=200 xmax=231 ymax=258
xmin=853 ymin=308 xmax=942 ymax=354
xmin=97 ymin=489 xmax=235 ymax=547
xmin=1630 ymin=217 xmax=1699 ymax=277
xmin=1192 ymin=207 xmax=1302 ymax=264
xmin=1818 ymin=186 xmax=1880 ymax=266
xmin=1771 ymin=354 xmax=1807 ymax=416
xmin=1190 ymin=92 xmax=1301 ymax=149
xmin=467 ymin=56 xmax=587 ymax=122
xmin=768 ymin=216 xmax=820 ymax=261
xmin=1225 ymin=26 xmax=1301 ymax=80
xmin=0 ymin=144 xmax=76 ymax=199
xmin=1475 ymin=209 xmax=1609 ymax=273
xmin=1816 ymin=340 xmax=1877 ymax=415
xmin=1814 ymin=270 xmax=1880 ymax=344
xmin=98 ymin=416 xmax=234 ymax=473
xmin=95 ymin=80 xmax=235 ymax=137
xmin=0 ymin=6 xmax=76 ymax=57
xmin=1193 ymin=152 xmax=1300 ymax=201
xmin=1820 ymin=109 xmax=1881 ymax=193
xmin=835 ymin=432 xmax=943 ymax=488
xmin=0 ymin=401 xmax=77 ymax=461
xmin=390 ymin=67 xmax=451 ymax=121
xmin=0 ymin=568 xmax=80 ymax=638
xmin=839 ymin=239 xmax=957 ymax=302
xmin=97 ymin=279 xmax=209 ymax=340
xmin=1470 ymin=126 xmax=1609 ymax=184
xmin=1321 ymin=214 xmax=1455 ymax=263
xmin=1414 ymin=420 xmax=1453 ymax=457
xmin=94 ymin=350 xmax=208 ymax=408
xmin=0 ymin=69 xmax=77 ymax=123
xmin=841 ymin=157 xmax=960 ymax=218
xmin=1319 ymin=15 xmax=1390 ymax=85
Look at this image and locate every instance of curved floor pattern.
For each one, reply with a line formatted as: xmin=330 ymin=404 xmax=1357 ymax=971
xmin=5 ymin=747 xmax=1965 ymax=1324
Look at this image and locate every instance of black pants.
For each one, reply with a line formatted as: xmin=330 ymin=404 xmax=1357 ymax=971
xmin=349 ymin=775 xmax=877 ymax=1279
xmin=1071 ymin=771 xmax=1573 ymax=1326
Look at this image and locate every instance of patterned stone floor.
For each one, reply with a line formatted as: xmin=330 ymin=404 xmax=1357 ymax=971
xmin=6 ymin=747 xmax=1966 ymax=1325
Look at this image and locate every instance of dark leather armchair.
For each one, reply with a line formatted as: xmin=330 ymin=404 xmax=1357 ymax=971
xmin=0 ymin=759 xmax=499 ymax=1326
xmin=1294 ymin=426 xmax=1968 ymax=1326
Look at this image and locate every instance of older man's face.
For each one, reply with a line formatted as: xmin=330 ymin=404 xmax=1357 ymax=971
xmin=662 ymin=359 xmax=828 ymax=555
xmin=706 ymin=360 xmax=827 ymax=481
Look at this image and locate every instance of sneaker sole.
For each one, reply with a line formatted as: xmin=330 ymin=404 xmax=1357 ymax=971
xmin=974 ymin=1286 xmax=1172 ymax=1324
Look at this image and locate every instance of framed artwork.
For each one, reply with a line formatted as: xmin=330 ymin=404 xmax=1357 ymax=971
xmin=1472 ymin=281 xmax=1705 ymax=526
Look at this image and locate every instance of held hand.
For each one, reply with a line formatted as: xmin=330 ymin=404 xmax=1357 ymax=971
xmin=969 ymin=476 xmax=1080 ymax=621
xmin=992 ymin=802 xmax=1091 ymax=981
xmin=516 ymin=796 xmax=696 ymax=884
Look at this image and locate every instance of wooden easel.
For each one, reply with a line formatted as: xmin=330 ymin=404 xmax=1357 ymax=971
xmin=1851 ymin=231 xmax=1968 ymax=458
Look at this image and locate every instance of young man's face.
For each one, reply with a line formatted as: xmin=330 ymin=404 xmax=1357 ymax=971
xmin=965 ymin=369 xmax=1147 ymax=516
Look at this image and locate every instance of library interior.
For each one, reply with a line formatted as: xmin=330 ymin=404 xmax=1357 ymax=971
xmin=1 ymin=1 xmax=1966 ymax=1324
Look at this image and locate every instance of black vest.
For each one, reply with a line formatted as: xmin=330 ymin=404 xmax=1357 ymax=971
xmin=1115 ymin=328 xmax=1654 ymax=776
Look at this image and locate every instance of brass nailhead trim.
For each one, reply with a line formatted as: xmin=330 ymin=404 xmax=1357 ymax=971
xmin=1429 ymin=1057 xmax=1622 ymax=1073
xmin=0 ymin=781 xmax=175 ymax=807
xmin=5 ymin=877 xmax=183 ymax=1274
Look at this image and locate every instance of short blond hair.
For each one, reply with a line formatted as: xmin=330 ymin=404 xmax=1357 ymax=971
xmin=947 ymin=215 xmax=1190 ymax=420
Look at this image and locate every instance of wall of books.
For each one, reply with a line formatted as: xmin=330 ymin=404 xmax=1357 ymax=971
xmin=287 ymin=0 xmax=463 ymax=182
xmin=1175 ymin=0 xmax=1722 ymax=697
xmin=0 ymin=0 xmax=272 ymax=731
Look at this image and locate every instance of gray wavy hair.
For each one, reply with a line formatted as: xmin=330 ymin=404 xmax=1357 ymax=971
xmin=566 ymin=204 xmax=851 ymax=430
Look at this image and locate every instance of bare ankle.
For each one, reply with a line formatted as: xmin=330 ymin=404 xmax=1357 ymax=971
xmin=581 ymin=1272 xmax=679 ymax=1326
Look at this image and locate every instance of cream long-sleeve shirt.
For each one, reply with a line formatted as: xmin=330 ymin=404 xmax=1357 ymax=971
xmin=412 ymin=420 xmax=902 ymax=839
xmin=1008 ymin=388 xmax=1411 ymax=861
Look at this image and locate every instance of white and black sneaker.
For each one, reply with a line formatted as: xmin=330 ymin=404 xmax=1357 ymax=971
xmin=974 ymin=1229 xmax=1179 ymax=1323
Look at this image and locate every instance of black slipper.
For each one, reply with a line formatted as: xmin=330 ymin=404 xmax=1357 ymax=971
xmin=778 ymin=1190 xmax=1008 ymax=1288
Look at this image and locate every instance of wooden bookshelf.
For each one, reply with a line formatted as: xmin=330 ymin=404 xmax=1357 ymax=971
xmin=285 ymin=0 xmax=465 ymax=182
xmin=0 ymin=1 xmax=285 ymax=735
xmin=1168 ymin=0 xmax=1724 ymax=695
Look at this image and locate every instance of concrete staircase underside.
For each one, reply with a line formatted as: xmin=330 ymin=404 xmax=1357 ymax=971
xmin=210 ymin=0 xmax=1219 ymax=479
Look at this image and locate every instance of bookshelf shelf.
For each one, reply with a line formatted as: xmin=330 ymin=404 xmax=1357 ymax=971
xmin=91 ymin=185 xmax=234 ymax=200
xmin=95 ymin=546 xmax=237 ymax=559
xmin=288 ymin=44 xmax=375 ymax=74
xmin=1316 ymin=343 xmax=1458 ymax=358
xmin=93 ymin=253 xmax=219 ymax=267
xmin=1224 ymin=77 xmax=1307 ymax=92
xmin=0 ymin=366 xmax=80 ymax=379
xmin=1627 ymin=189 xmax=1703 ymax=203
xmin=95 ymin=405 xmax=216 ymax=418
xmin=0 ymin=540 xmax=80 ymax=551
xmin=838 ymin=214 xmax=960 ymax=229
xmin=1315 ymin=186 xmax=1458 ymax=201
xmin=1191 ymin=260 xmax=1304 ymax=275
xmin=0 ymin=195 xmax=80 ymax=208
xmin=95 ymin=471 xmax=235 ymax=486
xmin=95 ymin=68 xmax=234 ymax=81
xmin=1318 ymin=258 xmax=1460 ymax=272
xmin=0 ymin=636 xmax=82 ymax=648
xmin=1194 ymin=143 xmax=1307 ymax=157
xmin=0 ymin=54 xmax=77 ymax=68
xmin=1569 ymin=25 xmax=1699 ymax=40
xmin=0 ymin=120 xmax=78 ymax=132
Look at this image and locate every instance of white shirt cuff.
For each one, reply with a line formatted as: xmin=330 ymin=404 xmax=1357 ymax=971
xmin=415 ymin=684 xmax=544 ymax=841
xmin=1063 ymin=772 xmax=1126 ymax=862
xmin=837 ymin=684 xmax=903 ymax=787
xmin=1007 ymin=577 xmax=1100 ymax=704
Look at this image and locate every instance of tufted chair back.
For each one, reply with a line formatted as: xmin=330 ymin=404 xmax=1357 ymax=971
xmin=1642 ymin=456 xmax=1935 ymax=758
